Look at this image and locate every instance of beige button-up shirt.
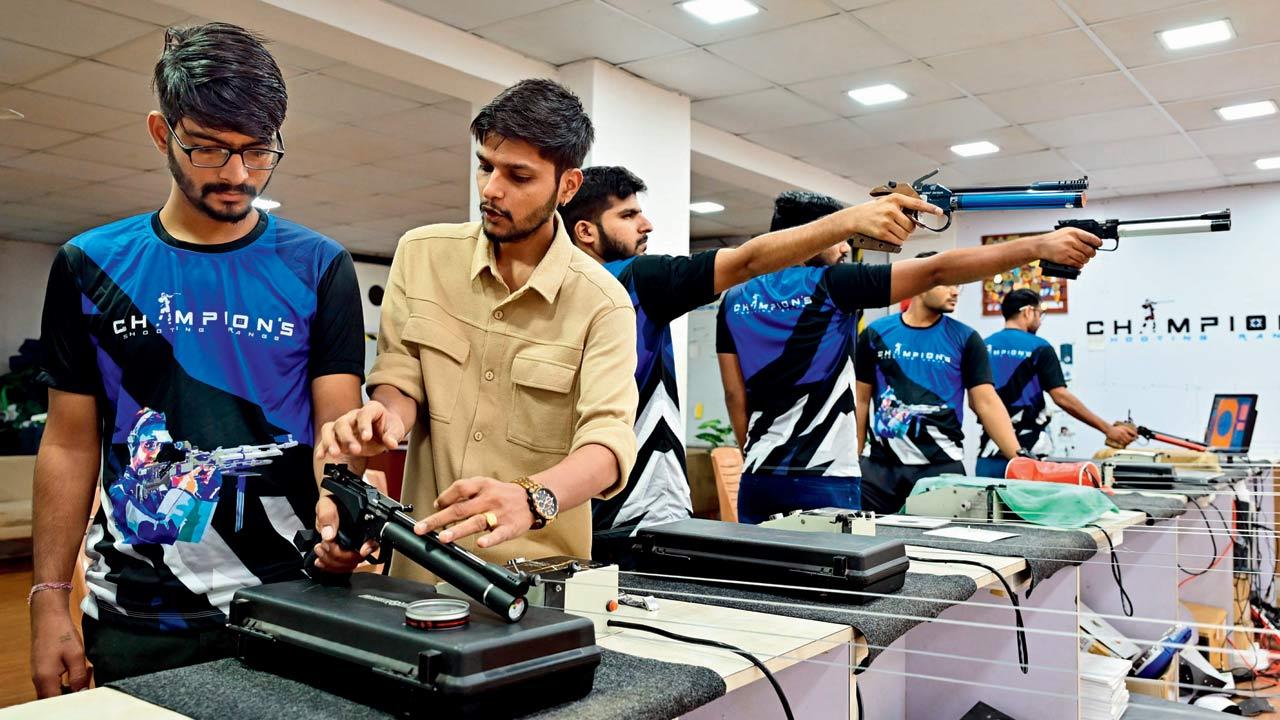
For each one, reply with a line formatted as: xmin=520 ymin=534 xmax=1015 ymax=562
xmin=367 ymin=216 xmax=638 ymax=578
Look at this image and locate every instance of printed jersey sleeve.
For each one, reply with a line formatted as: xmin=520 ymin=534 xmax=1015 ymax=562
xmin=1034 ymin=345 xmax=1067 ymax=391
xmin=961 ymin=329 xmax=994 ymax=388
xmin=309 ymin=250 xmax=366 ymax=380
xmin=631 ymin=251 xmax=721 ymax=326
xmin=715 ymin=298 xmax=737 ymax=355
xmin=37 ymin=247 xmax=101 ymax=395
xmin=824 ymin=262 xmax=892 ymax=313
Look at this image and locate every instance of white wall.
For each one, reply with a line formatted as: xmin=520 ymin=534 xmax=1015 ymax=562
xmin=0 ymin=240 xmax=59 ymax=371
xmin=951 ymin=182 xmax=1280 ymax=462
xmin=352 ymin=260 xmax=390 ymax=384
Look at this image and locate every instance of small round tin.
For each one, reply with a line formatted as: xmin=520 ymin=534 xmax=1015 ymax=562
xmin=405 ymin=598 xmax=471 ymax=630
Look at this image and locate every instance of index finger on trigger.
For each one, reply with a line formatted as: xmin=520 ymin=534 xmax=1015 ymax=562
xmin=894 ymin=194 xmax=944 ymax=216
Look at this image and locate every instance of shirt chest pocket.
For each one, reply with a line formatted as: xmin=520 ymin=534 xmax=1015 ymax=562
xmin=507 ymin=353 xmax=577 ymax=454
xmin=403 ymin=315 xmax=470 ymax=423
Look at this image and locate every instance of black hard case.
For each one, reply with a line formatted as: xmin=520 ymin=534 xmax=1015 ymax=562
xmin=634 ymin=518 xmax=908 ymax=601
xmin=228 ymin=573 xmax=600 ymax=717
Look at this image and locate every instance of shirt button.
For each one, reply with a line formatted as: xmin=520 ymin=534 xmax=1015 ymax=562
xmin=484 ymin=370 xmax=495 ymax=381
xmin=493 ymin=310 xmax=504 ymax=320
xmin=473 ymin=431 xmax=484 ymax=442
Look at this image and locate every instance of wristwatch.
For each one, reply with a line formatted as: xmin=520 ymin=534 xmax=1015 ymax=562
xmin=511 ymin=476 xmax=558 ymax=530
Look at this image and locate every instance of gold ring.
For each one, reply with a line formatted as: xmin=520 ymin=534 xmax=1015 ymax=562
xmin=483 ymin=512 xmax=499 ymax=529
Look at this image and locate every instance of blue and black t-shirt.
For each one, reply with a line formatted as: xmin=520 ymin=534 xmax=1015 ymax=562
xmin=717 ymin=263 xmax=891 ymax=477
xmin=39 ymin=211 xmax=363 ymax=631
xmin=856 ymin=314 xmax=991 ymax=466
xmin=979 ymin=328 xmax=1066 ymax=457
xmin=592 ymin=251 xmax=720 ymax=534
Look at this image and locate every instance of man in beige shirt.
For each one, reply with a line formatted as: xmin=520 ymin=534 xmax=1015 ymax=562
xmin=316 ymin=79 xmax=637 ymax=575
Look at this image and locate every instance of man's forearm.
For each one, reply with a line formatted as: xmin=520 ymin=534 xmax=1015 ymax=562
xmin=32 ymin=444 xmax=99 ymax=587
xmin=371 ymin=384 xmax=419 ymax=435
xmin=971 ymin=392 xmax=1021 ymax=459
xmin=1050 ymin=389 xmax=1111 ymax=434
xmin=530 ymin=444 xmax=617 ymax=510
xmin=719 ymin=211 xmax=853 ymax=291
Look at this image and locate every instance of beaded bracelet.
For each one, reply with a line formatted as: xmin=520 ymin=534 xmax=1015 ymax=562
xmin=27 ymin=582 xmax=73 ymax=606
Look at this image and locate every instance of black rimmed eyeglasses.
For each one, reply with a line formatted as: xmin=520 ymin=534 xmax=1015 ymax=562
xmin=164 ymin=117 xmax=285 ymax=170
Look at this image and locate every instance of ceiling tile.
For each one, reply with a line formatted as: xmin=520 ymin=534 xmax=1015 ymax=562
xmin=114 ymin=170 xmax=171 ymax=194
xmin=279 ymin=112 xmax=341 ymax=140
xmin=46 ymin=135 xmax=161 ymax=171
xmin=743 ymin=119 xmax=880 ymax=159
xmin=372 ymin=148 xmax=469 ymax=183
xmin=385 ymin=0 xmax=571 ymax=31
xmin=605 ymin=0 xmax=837 ymax=45
xmin=72 ymin=0 xmax=191 ymax=25
xmin=1209 ymin=151 xmax=1280 ymax=177
xmin=265 ymin=174 xmax=355 ymax=204
xmin=1090 ymin=0 xmax=1280 ymax=69
xmin=852 ymin=97 xmax=1008 ymax=144
xmin=319 ymin=65 xmax=453 ymax=106
xmin=904 ymin=126 xmax=1049 ymax=165
xmin=855 ymin=0 xmax=1073 ymax=58
xmin=287 ymin=125 xmax=414 ymax=163
xmin=0 ymin=0 xmax=154 ymax=57
xmin=274 ymin=151 xmax=361 ymax=178
xmin=620 ymin=50 xmax=771 ymax=101
xmin=941 ymin=149 xmax=1082 ymax=185
xmin=1059 ymin=134 xmax=1201 ymax=170
xmin=359 ymin=105 xmax=469 ymax=146
xmin=473 ymin=0 xmax=691 ymax=65
xmin=2 ymin=152 xmax=137 ymax=182
xmin=926 ymin=29 xmax=1116 ymax=95
xmin=37 ymin=184 xmax=157 ymax=215
xmin=786 ymin=60 xmax=965 ymax=118
xmin=690 ymin=173 xmax=739 ymax=197
xmin=310 ymin=164 xmax=436 ymax=194
xmin=1063 ymin=0 xmax=1205 ymax=24
xmin=692 ymin=88 xmax=836 ymax=135
xmin=0 ymin=88 xmax=135 ymax=134
xmin=1090 ymin=158 xmax=1221 ymax=187
xmin=27 ymin=61 xmax=154 ymax=114
xmin=284 ymin=73 xmax=420 ymax=124
xmin=1163 ymin=88 xmax=1280 ymax=132
xmin=1131 ymin=44 xmax=1280 ymax=103
xmin=93 ymin=28 xmax=166 ymax=74
xmin=267 ymin=43 xmax=343 ymax=72
xmin=0 ymin=39 xmax=76 ymax=85
xmin=393 ymin=181 xmax=470 ymax=208
xmin=799 ymin=144 xmax=939 ymax=188
xmin=0 ymin=121 xmax=82 ymax=150
xmin=1225 ymin=170 xmax=1280 ymax=187
xmin=0 ymin=145 xmax=29 ymax=162
xmin=1188 ymin=118 xmax=1280 ymax=156
xmin=706 ymin=15 xmax=908 ymax=86
xmin=690 ymin=215 xmax=735 ymax=238
xmin=0 ymin=167 xmax=88 ymax=199
xmin=1023 ymin=105 xmax=1173 ymax=147
xmin=433 ymin=99 xmax=472 ymax=117
xmin=976 ymin=72 xmax=1147 ymax=125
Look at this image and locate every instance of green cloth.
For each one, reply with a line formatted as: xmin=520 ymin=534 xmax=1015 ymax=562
xmin=908 ymin=475 xmax=1120 ymax=528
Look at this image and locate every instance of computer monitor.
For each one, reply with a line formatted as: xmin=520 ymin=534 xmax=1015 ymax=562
xmin=1204 ymin=394 xmax=1258 ymax=453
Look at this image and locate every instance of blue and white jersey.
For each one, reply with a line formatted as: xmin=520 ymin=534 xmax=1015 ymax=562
xmin=592 ymin=252 xmax=720 ymax=534
xmin=856 ymin=314 xmax=991 ymax=465
xmin=979 ymin=328 xmax=1066 ymax=457
xmin=39 ymin=211 xmax=363 ymax=631
xmin=718 ymin=263 xmax=891 ymax=477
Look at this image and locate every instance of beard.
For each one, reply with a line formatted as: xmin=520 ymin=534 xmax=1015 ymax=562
xmin=481 ymin=189 xmax=559 ymax=244
xmin=167 ymin=148 xmax=265 ymax=224
xmin=597 ymin=226 xmax=642 ymax=262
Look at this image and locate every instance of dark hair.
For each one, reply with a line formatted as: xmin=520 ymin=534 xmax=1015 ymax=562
xmin=470 ymin=78 xmax=594 ymax=176
xmin=153 ymin=23 xmax=286 ymax=142
xmin=561 ymin=166 xmax=646 ymax=238
xmin=915 ymin=251 xmax=938 ymax=259
xmin=770 ymin=190 xmax=844 ymax=232
xmin=1001 ymin=288 xmax=1042 ymax=319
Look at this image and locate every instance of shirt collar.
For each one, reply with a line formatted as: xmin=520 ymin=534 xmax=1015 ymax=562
xmin=470 ymin=213 xmax=572 ymax=304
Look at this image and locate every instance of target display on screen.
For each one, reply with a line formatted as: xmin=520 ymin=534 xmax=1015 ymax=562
xmin=1204 ymin=394 xmax=1258 ymax=452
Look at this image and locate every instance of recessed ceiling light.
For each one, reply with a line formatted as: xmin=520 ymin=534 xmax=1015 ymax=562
xmin=679 ymin=0 xmax=759 ymax=25
xmin=1255 ymin=156 xmax=1280 ymax=170
xmin=690 ymin=201 xmax=725 ymax=214
xmin=0 ymin=108 xmax=23 ymax=121
xmin=251 ymin=197 xmax=281 ymax=211
xmin=846 ymin=83 xmax=908 ymax=106
xmin=1158 ymin=19 xmax=1233 ymax=50
xmin=950 ymin=141 xmax=1000 ymax=157
xmin=1215 ymin=100 xmax=1276 ymax=121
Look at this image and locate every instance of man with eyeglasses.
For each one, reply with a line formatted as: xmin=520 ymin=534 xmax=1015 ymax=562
xmin=975 ymin=289 xmax=1137 ymax=478
xmin=855 ymin=252 xmax=1027 ymax=514
xmin=30 ymin=23 xmax=366 ymax=691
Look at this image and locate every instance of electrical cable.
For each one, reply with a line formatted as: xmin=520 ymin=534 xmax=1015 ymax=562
xmin=1179 ymin=502 xmax=1221 ymax=577
xmin=1088 ymin=523 xmax=1133 ymax=617
xmin=906 ymin=554 xmax=1028 ymax=673
xmin=607 ymin=619 xmax=794 ymax=720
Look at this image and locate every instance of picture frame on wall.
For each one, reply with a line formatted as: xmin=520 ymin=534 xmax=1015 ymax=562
xmin=980 ymin=232 xmax=1069 ymax=316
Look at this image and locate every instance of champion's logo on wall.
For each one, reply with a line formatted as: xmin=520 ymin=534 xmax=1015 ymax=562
xmin=1086 ymin=297 xmax=1277 ymax=344
xmin=111 ymin=291 xmax=296 ymax=341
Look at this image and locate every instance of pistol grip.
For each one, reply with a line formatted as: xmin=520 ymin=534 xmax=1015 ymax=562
xmin=850 ymin=234 xmax=904 ymax=254
xmin=1039 ymin=261 xmax=1079 ymax=280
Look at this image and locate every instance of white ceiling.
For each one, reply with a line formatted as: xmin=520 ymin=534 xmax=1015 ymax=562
xmin=3 ymin=0 xmax=1280 ymax=250
xmin=390 ymin=0 xmax=1280 ymax=236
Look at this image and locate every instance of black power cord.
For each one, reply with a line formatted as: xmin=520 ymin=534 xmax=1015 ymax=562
xmin=606 ymin=619 xmax=795 ymax=720
xmin=1088 ymin=523 xmax=1134 ymax=617
xmin=1179 ymin=502 xmax=1219 ymax=577
xmin=907 ymin=555 xmax=1028 ymax=674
